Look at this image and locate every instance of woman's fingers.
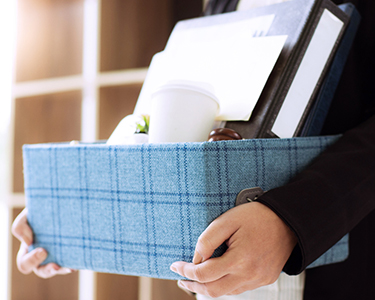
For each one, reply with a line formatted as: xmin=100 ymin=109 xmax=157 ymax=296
xmin=171 ymin=256 xmax=231 ymax=284
xmin=192 ymin=212 xmax=241 ymax=264
xmin=12 ymin=208 xmax=75 ymax=278
xmin=11 ymin=208 xmax=33 ymax=246
xmin=16 ymin=244 xmax=47 ymax=274
xmin=34 ymin=263 xmax=74 ymax=279
xmin=17 ymin=244 xmax=75 ymax=278
xmin=171 ymin=202 xmax=298 ymax=296
xmin=177 ymin=273 xmax=261 ymax=298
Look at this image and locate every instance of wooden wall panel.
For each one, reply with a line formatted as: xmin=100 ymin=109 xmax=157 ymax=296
xmin=13 ymin=91 xmax=82 ymax=193
xmin=96 ymin=273 xmax=138 ymax=300
xmin=100 ymin=0 xmax=203 ymax=72
xmin=16 ymin=0 xmax=84 ymax=82
xmin=100 ymin=0 xmax=173 ymax=71
xmin=11 ymin=208 xmax=79 ymax=300
xmin=98 ymin=84 xmax=142 ymax=140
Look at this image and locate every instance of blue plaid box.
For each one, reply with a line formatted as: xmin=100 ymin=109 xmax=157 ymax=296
xmin=24 ymin=136 xmax=348 ymax=280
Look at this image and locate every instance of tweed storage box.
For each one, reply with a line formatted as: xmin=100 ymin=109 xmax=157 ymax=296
xmin=24 ymin=136 xmax=348 ymax=280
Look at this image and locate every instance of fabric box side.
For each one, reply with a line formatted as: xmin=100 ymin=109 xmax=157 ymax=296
xmin=24 ymin=135 xmax=347 ymax=280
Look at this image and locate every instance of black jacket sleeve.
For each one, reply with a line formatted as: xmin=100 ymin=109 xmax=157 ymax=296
xmin=256 ymin=114 xmax=375 ymax=274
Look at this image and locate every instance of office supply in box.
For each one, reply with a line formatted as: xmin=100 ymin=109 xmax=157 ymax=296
xmin=134 ymin=35 xmax=286 ymax=121
xmin=25 ymin=136 xmax=348 ymax=279
xmin=220 ymin=0 xmax=350 ymax=138
xmin=148 ymin=80 xmax=220 ymax=143
xmin=300 ymin=3 xmax=361 ymax=136
xmin=134 ymin=0 xmax=350 ymax=138
xmin=134 ymin=7 xmax=287 ymax=121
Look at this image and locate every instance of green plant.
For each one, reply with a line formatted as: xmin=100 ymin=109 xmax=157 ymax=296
xmin=135 ymin=114 xmax=150 ymax=134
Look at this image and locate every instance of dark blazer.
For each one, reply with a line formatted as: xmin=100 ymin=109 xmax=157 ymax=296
xmin=205 ymin=0 xmax=375 ymax=298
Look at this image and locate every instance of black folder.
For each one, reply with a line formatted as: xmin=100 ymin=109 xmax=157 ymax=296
xmin=221 ymin=0 xmax=349 ymax=138
xmin=300 ymin=3 xmax=361 ymax=136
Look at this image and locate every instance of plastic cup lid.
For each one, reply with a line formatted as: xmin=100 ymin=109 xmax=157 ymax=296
xmin=152 ymin=80 xmax=219 ymax=105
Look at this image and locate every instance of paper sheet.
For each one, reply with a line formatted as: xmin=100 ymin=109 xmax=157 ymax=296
xmin=135 ymin=35 xmax=287 ymax=121
xmin=166 ymin=14 xmax=275 ymax=51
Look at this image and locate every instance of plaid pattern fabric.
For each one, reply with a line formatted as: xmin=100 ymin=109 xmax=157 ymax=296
xmin=24 ymin=136 xmax=348 ymax=280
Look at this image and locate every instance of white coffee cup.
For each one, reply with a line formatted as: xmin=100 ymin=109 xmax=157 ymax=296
xmin=149 ymin=81 xmax=219 ymax=143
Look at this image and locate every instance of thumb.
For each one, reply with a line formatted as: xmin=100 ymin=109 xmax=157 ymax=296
xmin=193 ymin=211 xmax=240 ymax=264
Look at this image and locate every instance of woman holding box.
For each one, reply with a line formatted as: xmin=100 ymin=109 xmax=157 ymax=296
xmin=12 ymin=0 xmax=375 ymax=299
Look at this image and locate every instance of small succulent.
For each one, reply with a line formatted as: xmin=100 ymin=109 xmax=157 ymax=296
xmin=135 ymin=114 xmax=150 ymax=134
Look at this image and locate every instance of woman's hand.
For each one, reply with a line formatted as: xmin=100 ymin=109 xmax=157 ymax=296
xmin=170 ymin=202 xmax=297 ymax=298
xmin=11 ymin=208 xmax=75 ymax=278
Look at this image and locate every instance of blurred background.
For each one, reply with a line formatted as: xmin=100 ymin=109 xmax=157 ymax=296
xmin=1 ymin=0 xmax=204 ymax=299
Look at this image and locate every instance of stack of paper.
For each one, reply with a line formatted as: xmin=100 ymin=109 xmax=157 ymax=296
xmin=134 ymin=13 xmax=287 ymax=121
